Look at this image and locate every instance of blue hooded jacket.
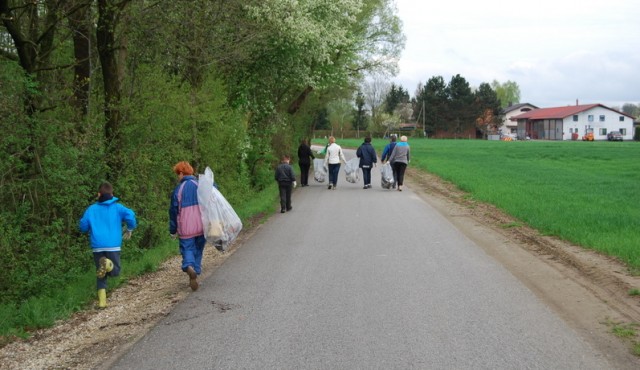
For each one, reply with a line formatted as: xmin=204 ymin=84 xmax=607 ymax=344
xmin=79 ymin=197 xmax=137 ymax=252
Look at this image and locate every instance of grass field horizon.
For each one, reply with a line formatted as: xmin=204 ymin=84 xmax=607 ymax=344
xmin=314 ymin=137 xmax=640 ymax=272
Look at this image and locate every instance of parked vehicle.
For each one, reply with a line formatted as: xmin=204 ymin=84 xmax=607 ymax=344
xmin=582 ymin=129 xmax=594 ymax=141
xmin=607 ymin=131 xmax=623 ymax=141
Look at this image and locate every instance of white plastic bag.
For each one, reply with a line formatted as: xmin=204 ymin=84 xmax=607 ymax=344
xmin=344 ymin=157 xmax=360 ymax=183
xmin=313 ymin=158 xmax=327 ymax=183
xmin=197 ymin=167 xmax=242 ymax=251
xmin=381 ymin=162 xmax=394 ymax=189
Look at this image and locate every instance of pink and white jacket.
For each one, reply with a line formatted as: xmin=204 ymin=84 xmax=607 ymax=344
xmin=169 ymin=176 xmax=204 ymax=239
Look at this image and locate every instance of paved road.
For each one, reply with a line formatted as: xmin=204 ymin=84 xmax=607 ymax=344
xmin=110 ymin=149 xmax=613 ymax=369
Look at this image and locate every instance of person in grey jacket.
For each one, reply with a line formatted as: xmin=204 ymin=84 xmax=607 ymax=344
xmin=356 ymin=136 xmax=378 ymax=189
xmin=387 ymin=135 xmax=410 ymax=191
xmin=275 ymin=155 xmax=297 ymax=213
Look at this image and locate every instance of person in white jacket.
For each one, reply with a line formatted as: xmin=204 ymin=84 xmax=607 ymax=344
xmin=323 ymin=136 xmax=347 ymax=189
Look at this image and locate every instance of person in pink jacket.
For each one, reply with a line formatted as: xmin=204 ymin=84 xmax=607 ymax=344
xmin=169 ymin=161 xmax=204 ymax=291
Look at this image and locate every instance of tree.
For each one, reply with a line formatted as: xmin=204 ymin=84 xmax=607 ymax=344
xmin=474 ymin=83 xmax=502 ymax=138
xmin=362 ymin=74 xmax=391 ymax=122
xmin=415 ymin=76 xmax=448 ymax=135
xmin=229 ymin=0 xmax=405 ymax=116
xmin=384 ymin=83 xmax=410 ymax=114
xmin=447 ymin=74 xmax=475 ymax=136
xmin=491 ymin=80 xmax=521 ymax=108
xmin=327 ymin=98 xmax=353 ymax=139
xmin=622 ymin=103 xmax=640 ymax=119
xmin=97 ymin=0 xmax=133 ymax=181
xmin=353 ymin=90 xmax=368 ymax=136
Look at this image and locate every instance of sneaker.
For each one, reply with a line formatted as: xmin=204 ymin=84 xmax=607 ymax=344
xmin=97 ymin=257 xmax=113 ymax=278
xmin=186 ymin=266 xmax=199 ymax=291
xmin=281 ymin=209 xmax=286 ymax=213
xmin=214 ymin=242 xmax=225 ymax=252
xmin=328 ymin=183 xmax=333 ymax=190
xmin=286 ymin=207 xmax=292 ymax=211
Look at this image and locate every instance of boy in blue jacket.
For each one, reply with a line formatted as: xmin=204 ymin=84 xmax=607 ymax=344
xmin=79 ymin=182 xmax=137 ymax=308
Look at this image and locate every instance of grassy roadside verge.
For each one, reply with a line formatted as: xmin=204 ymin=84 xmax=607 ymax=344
xmin=0 ymin=183 xmax=278 ymax=343
xmin=316 ymin=137 xmax=640 ymax=272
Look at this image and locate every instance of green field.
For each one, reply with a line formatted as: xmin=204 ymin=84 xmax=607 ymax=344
xmin=319 ymin=138 xmax=640 ymax=271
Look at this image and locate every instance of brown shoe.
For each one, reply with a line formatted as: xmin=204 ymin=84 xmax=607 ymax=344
xmin=186 ymin=266 xmax=199 ymax=291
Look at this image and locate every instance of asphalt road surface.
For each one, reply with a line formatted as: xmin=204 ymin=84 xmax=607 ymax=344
xmin=110 ymin=149 xmax=613 ymax=369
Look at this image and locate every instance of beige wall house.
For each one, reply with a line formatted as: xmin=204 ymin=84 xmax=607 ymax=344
xmin=500 ymin=103 xmax=538 ymax=137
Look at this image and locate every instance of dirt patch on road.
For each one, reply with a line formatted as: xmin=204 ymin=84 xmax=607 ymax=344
xmin=1 ymin=170 xmax=640 ymax=369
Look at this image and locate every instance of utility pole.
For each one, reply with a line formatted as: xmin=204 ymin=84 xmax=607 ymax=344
xmin=422 ymin=101 xmax=426 ymax=137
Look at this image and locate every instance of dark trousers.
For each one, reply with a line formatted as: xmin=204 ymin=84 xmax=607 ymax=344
xmin=392 ymin=166 xmax=398 ymax=187
xmin=93 ymin=251 xmax=121 ymax=290
xmin=299 ymin=163 xmax=310 ymax=186
xmin=279 ymin=182 xmax=292 ymax=210
xmin=362 ymin=166 xmax=372 ymax=185
xmin=328 ymin=163 xmax=341 ymax=186
xmin=393 ymin=162 xmax=407 ymax=186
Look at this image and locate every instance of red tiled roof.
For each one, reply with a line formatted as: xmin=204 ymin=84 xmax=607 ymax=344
xmin=511 ymin=104 xmax=601 ymax=120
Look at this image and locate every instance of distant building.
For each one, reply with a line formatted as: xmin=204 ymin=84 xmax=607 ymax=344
xmin=500 ymin=103 xmax=538 ymax=136
xmin=511 ymin=104 xmax=635 ymax=140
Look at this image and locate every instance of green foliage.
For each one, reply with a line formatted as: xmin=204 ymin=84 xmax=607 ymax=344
xmin=491 ymin=80 xmax=522 ymax=108
xmin=0 ymin=0 xmax=406 ymax=339
xmin=415 ymin=76 xmax=448 ymax=135
xmin=384 ymin=83 xmax=410 ymax=114
xmin=634 ymin=126 xmax=640 ymax=141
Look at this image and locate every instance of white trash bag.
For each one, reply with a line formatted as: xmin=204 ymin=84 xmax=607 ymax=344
xmin=344 ymin=157 xmax=360 ymax=183
xmin=381 ymin=162 xmax=394 ymax=189
xmin=313 ymin=158 xmax=327 ymax=183
xmin=197 ymin=167 xmax=242 ymax=251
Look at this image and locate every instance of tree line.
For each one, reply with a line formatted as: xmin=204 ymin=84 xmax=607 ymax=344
xmin=315 ymin=74 xmax=522 ymax=138
xmin=0 ymin=0 xmax=404 ymax=304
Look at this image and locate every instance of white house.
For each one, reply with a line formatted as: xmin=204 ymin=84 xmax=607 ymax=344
xmin=500 ymin=103 xmax=538 ymax=136
xmin=510 ymin=104 xmax=635 ymax=141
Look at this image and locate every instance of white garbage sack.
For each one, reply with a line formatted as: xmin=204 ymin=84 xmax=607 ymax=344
xmin=381 ymin=162 xmax=394 ymax=189
xmin=344 ymin=157 xmax=360 ymax=183
xmin=313 ymin=158 xmax=327 ymax=183
xmin=197 ymin=167 xmax=242 ymax=251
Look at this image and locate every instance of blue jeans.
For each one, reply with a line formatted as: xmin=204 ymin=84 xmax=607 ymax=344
xmin=328 ymin=163 xmax=341 ymax=186
xmin=93 ymin=251 xmax=121 ymax=290
xmin=179 ymin=235 xmax=206 ymax=274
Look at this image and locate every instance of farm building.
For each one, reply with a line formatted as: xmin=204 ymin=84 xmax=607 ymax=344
xmin=511 ymin=104 xmax=635 ymax=141
xmin=500 ymin=103 xmax=538 ymax=136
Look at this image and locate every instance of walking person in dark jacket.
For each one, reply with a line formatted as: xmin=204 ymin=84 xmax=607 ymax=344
xmin=297 ymin=139 xmax=314 ymax=187
xmin=275 ymin=155 xmax=297 ymax=213
xmin=356 ymin=136 xmax=378 ymax=189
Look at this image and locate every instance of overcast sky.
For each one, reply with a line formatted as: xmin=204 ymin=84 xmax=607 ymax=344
xmin=393 ymin=0 xmax=640 ymax=108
